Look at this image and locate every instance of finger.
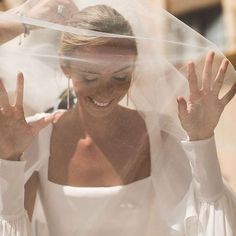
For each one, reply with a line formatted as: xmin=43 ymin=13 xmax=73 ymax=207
xmin=187 ymin=62 xmax=199 ymax=95
xmin=14 ymin=72 xmax=24 ymax=107
xmin=202 ymin=51 xmax=215 ymax=91
xmin=220 ymin=82 xmax=236 ymax=107
xmin=212 ymin=59 xmax=229 ymax=96
xmin=52 ymin=110 xmax=66 ymax=124
xmin=0 ymin=78 xmax=10 ymax=108
xmin=177 ymin=96 xmax=188 ymax=120
xmin=30 ymin=114 xmax=55 ymax=136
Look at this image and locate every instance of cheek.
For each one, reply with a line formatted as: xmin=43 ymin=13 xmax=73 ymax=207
xmin=97 ymin=81 xmax=130 ymax=97
xmin=113 ymin=81 xmax=130 ymax=94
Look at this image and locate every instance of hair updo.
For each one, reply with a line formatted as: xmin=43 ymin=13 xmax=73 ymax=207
xmin=59 ymin=5 xmax=138 ymax=55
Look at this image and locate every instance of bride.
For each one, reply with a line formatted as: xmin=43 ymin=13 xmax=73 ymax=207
xmin=0 ymin=1 xmax=236 ymax=235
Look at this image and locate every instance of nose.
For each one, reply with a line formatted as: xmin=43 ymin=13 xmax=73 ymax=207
xmin=95 ymin=80 xmax=116 ymax=97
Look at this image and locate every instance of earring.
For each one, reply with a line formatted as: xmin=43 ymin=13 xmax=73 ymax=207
xmin=126 ymin=73 xmax=134 ymax=107
xmin=67 ymin=77 xmax=71 ymax=110
xmin=126 ymin=91 xmax=129 ymax=107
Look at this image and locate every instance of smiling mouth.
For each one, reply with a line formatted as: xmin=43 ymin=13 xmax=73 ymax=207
xmin=88 ymin=97 xmax=113 ymax=107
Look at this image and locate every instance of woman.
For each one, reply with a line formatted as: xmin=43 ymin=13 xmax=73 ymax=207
xmin=0 ymin=3 xmax=236 ymax=236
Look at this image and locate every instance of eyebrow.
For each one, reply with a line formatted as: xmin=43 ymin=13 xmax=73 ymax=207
xmin=78 ymin=65 xmax=132 ymax=75
xmin=113 ymin=65 xmax=133 ymax=73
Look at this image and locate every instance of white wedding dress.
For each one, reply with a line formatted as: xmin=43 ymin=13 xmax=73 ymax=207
xmin=0 ymin=113 xmax=236 ymax=236
xmin=1 ymin=0 xmax=236 ymax=235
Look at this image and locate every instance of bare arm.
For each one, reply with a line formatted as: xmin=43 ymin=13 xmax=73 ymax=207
xmin=24 ymin=171 xmax=39 ymax=221
xmin=0 ymin=21 xmax=24 ymax=45
xmin=0 ymin=0 xmax=79 ymax=45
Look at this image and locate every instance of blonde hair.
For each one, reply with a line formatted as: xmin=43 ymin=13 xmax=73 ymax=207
xmin=59 ymin=5 xmax=137 ymax=55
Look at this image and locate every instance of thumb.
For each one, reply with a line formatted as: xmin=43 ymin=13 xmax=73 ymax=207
xmin=177 ymin=96 xmax=188 ymax=120
xmin=30 ymin=114 xmax=55 ymax=136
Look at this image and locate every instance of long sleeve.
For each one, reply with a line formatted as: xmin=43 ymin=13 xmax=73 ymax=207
xmin=0 ymin=114 xmax=53 ymax=236
xmin=169 ymin=136 xmax=236 ymax=236
xmin=181 ymin=136 xmax=224 ymax=202
xmin=0 ymin=159 xmax=32 ymax=236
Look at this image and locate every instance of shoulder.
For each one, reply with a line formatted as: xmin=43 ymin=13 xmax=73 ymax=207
xmin=119 ymin=106 xmax=147 ymax=130
xmin=118 ymin=108 xmax=152 ymax=156
xmin=25 ymin=110 xmax=67 ymax=136
xmin=50 ymin=109 xmax=75 ymax=139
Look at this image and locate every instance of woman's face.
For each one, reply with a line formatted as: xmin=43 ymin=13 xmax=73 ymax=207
xmin=66 ymin=42 xmax=136 ymax=117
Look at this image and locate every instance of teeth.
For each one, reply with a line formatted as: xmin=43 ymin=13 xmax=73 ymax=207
xmin=91 ymin=98 xmax=110 ymax=107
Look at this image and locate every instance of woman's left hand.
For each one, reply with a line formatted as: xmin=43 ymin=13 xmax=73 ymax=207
xmin=177 ymin=51 xmax=236 ymax=141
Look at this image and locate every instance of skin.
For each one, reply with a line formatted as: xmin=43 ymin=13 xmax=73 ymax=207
xmin=49 ymin=43 xmax=151 ymax=187
xmin=0 ymin=51 xmax=235 ymax=220
xmin=177 ymin=51 xmax=236 ymax=140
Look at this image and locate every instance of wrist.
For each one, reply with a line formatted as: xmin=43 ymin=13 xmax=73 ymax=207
xmin=16 ymin=12 xmax=37 ymax=36
xmin=187 ymin=132 xmax=214 ymax=141
xmin=1 ymin=153 xmax=23 ymax=161
xmin=21 ymin=23 xmax=36 ymax=36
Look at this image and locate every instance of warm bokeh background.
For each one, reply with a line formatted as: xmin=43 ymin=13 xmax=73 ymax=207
xmin=1 ymin=0 xmax=236 ymax=191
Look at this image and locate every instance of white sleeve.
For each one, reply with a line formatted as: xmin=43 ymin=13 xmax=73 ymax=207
xmin=0 ymin=113 xmax=53 ymax=236
xmin=181 ymin=136 xmax=224 ymax=202
xmin=0 ymin=159 xmax=33 ymax=236
xmin=169 ymin=136 xmax=236 ymax=235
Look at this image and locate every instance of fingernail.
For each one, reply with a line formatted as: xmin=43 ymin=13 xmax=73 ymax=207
xmin=188 ymin=61 xmax=193 ymax=66
xmin=177 ymin=96 xmax=182 ymax=102
xmin=210 ymin=51 xmax=215 ymax=57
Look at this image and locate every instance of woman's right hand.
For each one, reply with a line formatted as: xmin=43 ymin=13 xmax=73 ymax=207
xmin=0 ymin=72 xmax=54 ymax=161
xmin=27 ymin=0 xmax=79 ymax=25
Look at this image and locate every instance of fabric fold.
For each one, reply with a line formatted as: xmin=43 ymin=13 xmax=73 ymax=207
xmin=181 ymin=136 xmax=224 ymax=202
xmin=168 ymin=136 xmax=236 ymax=235
xmin=0 ymin=210 xmax=32 ymax=236
xmin=169 ymin=182 xmax=236 ymax=236
xmin=0 ymin=159 xmax=32 ymax=235
xmin=0 ymin=159 xmax=26 ymax=217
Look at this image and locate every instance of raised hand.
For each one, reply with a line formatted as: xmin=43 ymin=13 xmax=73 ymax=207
xmin=177 ymin=51 xmax=236 ymax=141
xmin=27 ymin=0 xmax=79 ymax=25
xmin=0 ymin=73 xmax=54 ymax=160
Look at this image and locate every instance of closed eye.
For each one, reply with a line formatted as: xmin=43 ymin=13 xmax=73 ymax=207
xmin=84 ymin=77 xmax=98 ymax=81
xmin=82 ymin=74 xmax=98 ymax=83
xmin=112 ymin=76 xmax=128 ymax=82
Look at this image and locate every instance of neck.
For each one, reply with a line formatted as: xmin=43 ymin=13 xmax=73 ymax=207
xmin=71 ymin=103 xmax=122 ymax=137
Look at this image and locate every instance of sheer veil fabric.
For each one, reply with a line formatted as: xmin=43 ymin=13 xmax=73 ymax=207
xmin=0 ymin=0 xmax=236 ymax=235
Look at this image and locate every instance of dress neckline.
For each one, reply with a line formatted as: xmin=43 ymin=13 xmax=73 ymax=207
xmin=47 ymin=175 xmax=152 ymax=190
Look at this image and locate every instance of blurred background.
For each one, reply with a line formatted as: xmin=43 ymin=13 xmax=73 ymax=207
xmin=1 ymin=0 xmax=236 ymax=191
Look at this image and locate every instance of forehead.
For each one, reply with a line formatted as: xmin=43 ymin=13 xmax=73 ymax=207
xmin=69 ymin=40 xmax=137 ymax=73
